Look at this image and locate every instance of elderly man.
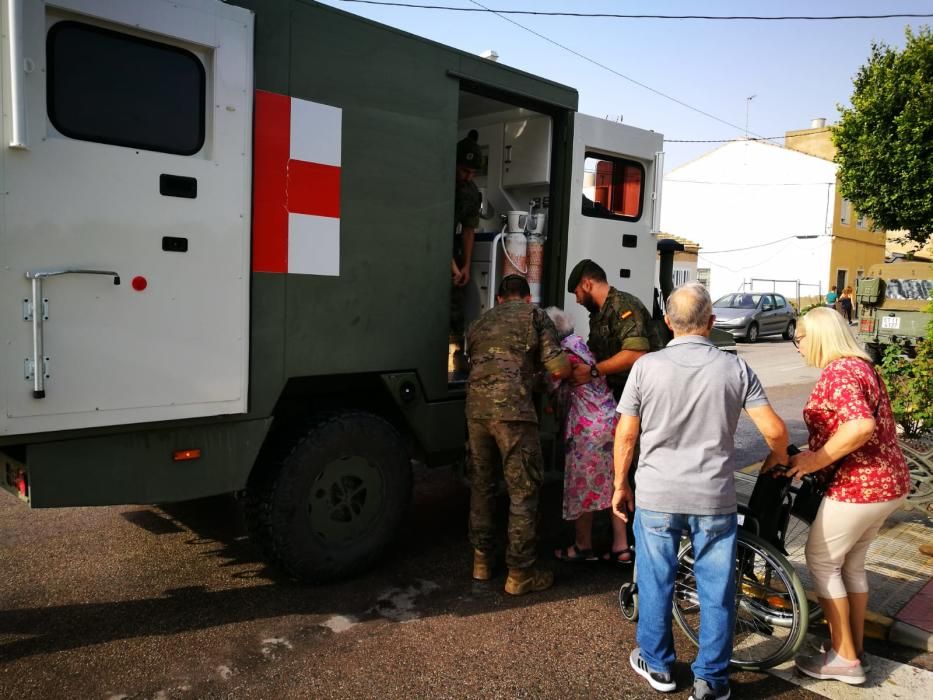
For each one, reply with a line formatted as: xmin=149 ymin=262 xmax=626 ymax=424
xmin=613 ymin=283 xmax=788 ymax=700
xmin=466 ymin=275 xmax=570 ymax=595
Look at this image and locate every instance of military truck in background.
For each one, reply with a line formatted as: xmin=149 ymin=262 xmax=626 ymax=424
xmin=0 ymin=0 xmax=673 ymax=582
xmin=856 ymin=261 xmax=933 ymax=363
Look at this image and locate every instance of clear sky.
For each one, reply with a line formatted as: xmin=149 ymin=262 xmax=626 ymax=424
xmin=315 ymin=0 xmax=931 ymax=171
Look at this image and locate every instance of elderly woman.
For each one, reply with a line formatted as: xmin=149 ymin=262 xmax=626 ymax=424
xmin=545 ymin=307 xmax=631 ymax=564
xmin=784 ymin=307 xmax=909 ymax=685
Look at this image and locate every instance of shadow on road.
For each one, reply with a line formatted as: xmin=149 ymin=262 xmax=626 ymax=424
xmin=0 ymin=471 xmax=630 ymax=663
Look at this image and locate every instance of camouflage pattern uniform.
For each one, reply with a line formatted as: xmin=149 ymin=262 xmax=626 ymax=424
xmin=587 ymin=287 xmax=661 ymax=399
xmin=450 ymin=179 xmax=482 ymax=335
xmin=466 ymin=301 xmax=568 ymax=569
xmin=587 ymin=286 xmax=660 ymax=545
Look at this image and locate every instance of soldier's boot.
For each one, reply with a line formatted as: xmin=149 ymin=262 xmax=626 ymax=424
xmin=472 ymin=550 xmax=493 ymax=581
xmin=504 ymin=567 xmax=553 ymax=596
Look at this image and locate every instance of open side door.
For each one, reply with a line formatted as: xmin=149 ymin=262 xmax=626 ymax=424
xmin=564 ymin=113 xmax=663 ymax=335
xmin=0 ymin=0 xmax=253 ymax=436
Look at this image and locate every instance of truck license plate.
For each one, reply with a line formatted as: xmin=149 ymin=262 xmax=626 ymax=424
xmin=881 ymin=316 xmax=901 ymax=330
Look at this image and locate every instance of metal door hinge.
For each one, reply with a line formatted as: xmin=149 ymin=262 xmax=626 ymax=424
xmin=22 ymin=297 xmax=48 ymax=321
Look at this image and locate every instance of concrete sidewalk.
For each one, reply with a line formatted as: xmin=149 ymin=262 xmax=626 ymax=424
xmin=735 ymin=459 xmax=933 ymax=652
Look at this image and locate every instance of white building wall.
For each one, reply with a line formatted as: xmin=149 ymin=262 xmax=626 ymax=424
xmin=661 ymin=141 xmax=836 ymax=301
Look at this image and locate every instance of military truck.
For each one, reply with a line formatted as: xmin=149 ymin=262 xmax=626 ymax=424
xmin=856 ymin=262 xmax=932 ymax=363
xmin=0 ymin=0 xmax=670 ymax=582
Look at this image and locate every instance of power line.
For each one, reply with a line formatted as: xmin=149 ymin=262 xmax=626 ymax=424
xmin=666 ymin=179 xmax=835 ymax=186
xmin=336 ymin=1 xmax=933 ymax=21
xmin=461 ymin=0 xmax=763 ymax=137
xmin=701 ymin=236 xmax=823 ymax=254
xmin=665 ymin=128 xmax=832 ymax=143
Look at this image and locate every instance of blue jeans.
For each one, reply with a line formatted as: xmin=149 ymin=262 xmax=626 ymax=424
xmin=634 ymin=508 xmax=738 ymax=687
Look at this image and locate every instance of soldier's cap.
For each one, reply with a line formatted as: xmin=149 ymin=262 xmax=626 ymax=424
xmin=567 ymin=259 xmax=593 ymax=293
xmin=457 ymin=130 xmax=482 ymax=169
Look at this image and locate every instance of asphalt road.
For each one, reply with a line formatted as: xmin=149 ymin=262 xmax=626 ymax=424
xmin=0 ymin=338 xmax=918 ymax=699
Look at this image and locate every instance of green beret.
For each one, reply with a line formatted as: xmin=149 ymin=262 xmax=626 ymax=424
xmin=456 ymin=134 xmax=482 ymax=169
xmin=567 ymin=259 xmax=592 ymax=293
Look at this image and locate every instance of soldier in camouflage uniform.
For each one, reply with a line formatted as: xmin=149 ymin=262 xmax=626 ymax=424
xmin=567 ymin=259 xmax=662 ymax=562
xmin=567 ymin=259 xmax=661 ymax=400
xmin=450 ymin=132 xmax=483 ymax=377
xmin=466 ymin=275 xmax=571 ymax=595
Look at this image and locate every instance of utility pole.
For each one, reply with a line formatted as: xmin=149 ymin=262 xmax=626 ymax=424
xmin=745 ymin=95 xmax=757 ymax=139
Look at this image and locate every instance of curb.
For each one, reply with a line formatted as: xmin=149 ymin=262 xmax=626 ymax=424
xmin=740 ymin=461 xmax=933 ymax=654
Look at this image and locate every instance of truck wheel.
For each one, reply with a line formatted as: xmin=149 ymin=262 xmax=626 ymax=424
xmin=746 ymin=322 xmax=759 ymax=343
xmin=783 ymin=320 xmax=796 ymax=341
xmin=247 ymin=412 xmax=412 ymax=583
xmin=867 ymin=344 xmax=884 ymax=365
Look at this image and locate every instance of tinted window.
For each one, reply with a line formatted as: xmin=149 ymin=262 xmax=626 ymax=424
xmin=582 ymin=153 xmax=644 ymax=221
xmin=47 ymin=21 xmax=205 ymax=155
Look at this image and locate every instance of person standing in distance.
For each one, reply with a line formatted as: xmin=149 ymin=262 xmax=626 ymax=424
xmin=466 ymin=275 xmax=571 ymax=595
xmin=613 ymin=283 xmax=788 ymax=700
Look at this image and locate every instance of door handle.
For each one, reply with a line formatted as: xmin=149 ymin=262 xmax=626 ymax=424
xmin=24 ymin=268 xmax=121 ymax=398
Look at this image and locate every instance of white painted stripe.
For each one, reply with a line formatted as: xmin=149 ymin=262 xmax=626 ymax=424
xmin=767 ymin=640 xmax=933 ymax=699
xmin=289 ymin=98 xmax=342 ymax=166
xmin=288 ymin=213 xmax=340 ymax=276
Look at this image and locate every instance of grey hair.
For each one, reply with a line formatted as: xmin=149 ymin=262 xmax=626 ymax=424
xmin=666 ymin=282 xmax=712 ymax=334
xmin=544 ymin=306 xmax=574 ymax=338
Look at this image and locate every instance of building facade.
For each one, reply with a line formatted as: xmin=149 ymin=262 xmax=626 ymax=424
xmin=660 ymin=125 xmax=886 ymax=302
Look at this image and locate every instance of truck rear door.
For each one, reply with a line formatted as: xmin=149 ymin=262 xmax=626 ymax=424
xmin=0 ymin=0 xmax=253 ymax=436
xmin=564 ymin=114 xmax=663 ymax=334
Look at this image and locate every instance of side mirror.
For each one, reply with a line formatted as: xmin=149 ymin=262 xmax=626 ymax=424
xmin=762 ymin=304 xmax=773 ymax=311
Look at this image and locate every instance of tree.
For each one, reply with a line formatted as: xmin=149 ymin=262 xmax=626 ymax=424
xmin=834 ymin=27 xmax=933 ymax=248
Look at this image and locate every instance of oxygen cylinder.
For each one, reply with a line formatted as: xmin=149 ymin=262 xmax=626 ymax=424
xmin=526 ymin=233 xmax=545 ymax=304
xmin=501 ymin=232 xmax=528 ymax=278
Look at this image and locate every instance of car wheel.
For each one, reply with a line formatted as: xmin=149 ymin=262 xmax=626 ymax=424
xmin=746 ymin=322 xmax=759 ymax=343
xmin=783 ymin=320 xmax=796 ymax=341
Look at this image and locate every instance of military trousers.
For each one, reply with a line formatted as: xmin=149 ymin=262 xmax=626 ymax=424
xmin=467 ymin=418 xmax=543 ymax=570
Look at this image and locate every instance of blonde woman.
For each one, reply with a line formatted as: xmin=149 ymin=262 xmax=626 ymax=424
xmin=784 ymin=307 xmax=909 ymax=684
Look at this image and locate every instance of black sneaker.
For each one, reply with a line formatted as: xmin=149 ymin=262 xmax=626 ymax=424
xmin=689 ymin=678 xmax=730 ymax=700
xmin=629 ymin=648 xmax=676 ymax=693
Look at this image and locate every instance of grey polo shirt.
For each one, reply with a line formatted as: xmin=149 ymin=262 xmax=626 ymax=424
xmin=617 ymin=335 xmax=770 ymax=515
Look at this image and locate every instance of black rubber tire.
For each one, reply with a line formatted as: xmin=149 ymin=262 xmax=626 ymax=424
xmin=673 ymin=531 xmax=809 ymax=670
xmin=866 ymin=344 xmax=884 ymax=365
xmin=783 ymin=320 xmax=796 ymax=341
xmin=246 ymin=412 xmax=412 ymax=583
xmin=618 ymin=582 xmax=639 ymax=622
xmin=746 ymin=323 xmax=759 ymax=344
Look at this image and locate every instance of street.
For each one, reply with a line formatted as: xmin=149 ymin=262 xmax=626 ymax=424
xmin=0 ymin=340 xmax=928 ymax=699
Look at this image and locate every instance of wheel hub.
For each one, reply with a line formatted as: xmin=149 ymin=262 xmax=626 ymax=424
xmin=308 ymin=455 xmax=384 ymax=544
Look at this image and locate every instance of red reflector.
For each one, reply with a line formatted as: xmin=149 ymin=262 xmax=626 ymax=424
xmin=173 ymin=449 xmax=202 ymax=462
xmin=15 ymin=471 xmax=27 ymax=497
xmin=860 ymin=319 xmax=874 ymax=332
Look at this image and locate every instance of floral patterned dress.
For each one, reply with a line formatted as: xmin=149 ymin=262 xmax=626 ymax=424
xmin=803 ymin=356 xmax=910 ymax=503
xmin=550 ymin=334 xmax=619 ymax=520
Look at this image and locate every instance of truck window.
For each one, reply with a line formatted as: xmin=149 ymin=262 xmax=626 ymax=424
xmin=582 ymin=152 xmax=644 ymax=221
xmin=47 ymin=21 xmax=206 ymax=156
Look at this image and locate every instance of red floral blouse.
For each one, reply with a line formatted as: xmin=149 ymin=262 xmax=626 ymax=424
xmin=803 ymin=356 xmax=910 ymax=503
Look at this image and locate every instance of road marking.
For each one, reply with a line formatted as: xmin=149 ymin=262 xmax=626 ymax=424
xmin=767 ymin=649 xmax=933 ymax=698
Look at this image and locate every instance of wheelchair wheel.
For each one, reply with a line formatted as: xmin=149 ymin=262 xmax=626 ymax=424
xmin=673 ymin=531 xmax=809 ymax=670
xmin=618 ymin=582 xmax=639 ymax=622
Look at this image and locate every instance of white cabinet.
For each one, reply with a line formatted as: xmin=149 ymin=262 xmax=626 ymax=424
xmin=502 ymin=117 xmax=552 ymax=187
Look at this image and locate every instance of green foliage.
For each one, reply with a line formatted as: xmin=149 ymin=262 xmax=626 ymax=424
xmin=878 ymin=299 xmax=933 ymax=437
xmin=834 ymin=27 xmax=933 ymax=247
